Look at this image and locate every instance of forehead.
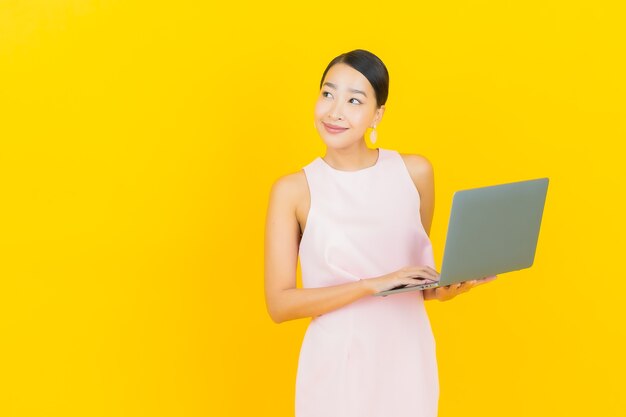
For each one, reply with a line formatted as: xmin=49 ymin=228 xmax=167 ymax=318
xmin=323 ymin=63 xmax=373 ymax=92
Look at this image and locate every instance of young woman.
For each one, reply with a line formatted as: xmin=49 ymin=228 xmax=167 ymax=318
xmin=264 ymin=49 xmax=496 ymax=417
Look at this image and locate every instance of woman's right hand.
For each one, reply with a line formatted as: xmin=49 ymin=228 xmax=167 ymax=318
xmin=364 ymin=266 xmax=441 ymax=294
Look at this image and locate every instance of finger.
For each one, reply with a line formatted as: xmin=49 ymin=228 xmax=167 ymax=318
xmin=426 ymin=266 xmax=441 ymax=276
xmin=410 ymin=275 xmax=436 ymax=281
xmin=451 ymin=281 xmax=473 ymax=293
xmin=477 ymin=275 xmax=498 ymax=285
xmin=409 ymin=271 xmax=439 ymax=281
xmin=423 ymin=269 xmax=440 ymax=280
xmin=416 ymin=266 xmax=440 ymax=278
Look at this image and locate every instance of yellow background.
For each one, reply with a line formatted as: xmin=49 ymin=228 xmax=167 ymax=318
xmin=1 ymin=1 xmax=624 ymax=416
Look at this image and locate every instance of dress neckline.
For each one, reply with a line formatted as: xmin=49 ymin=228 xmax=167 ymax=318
xmin=318 ymin=148 xmax=382 ymax=173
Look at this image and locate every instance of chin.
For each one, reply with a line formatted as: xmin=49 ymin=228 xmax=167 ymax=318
xmin=321 ymin=137 xmax=360 ymax=150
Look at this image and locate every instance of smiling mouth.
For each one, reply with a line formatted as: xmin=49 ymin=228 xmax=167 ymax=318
xmin=322 ymin=122 xmax=349 ymax=133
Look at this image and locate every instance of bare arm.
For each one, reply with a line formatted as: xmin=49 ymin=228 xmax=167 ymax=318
xmin=402 ymin=153 xmax=435 ymax=236
xmin=264 ymin=174 xmax=376 ymax=324
xmin=401 ymin=154 xmax=439 ymax=301
xmin=402 ymin=155 xmax=498 ymax=301
xmin=269 ymin=282 xmax=374 ymax=323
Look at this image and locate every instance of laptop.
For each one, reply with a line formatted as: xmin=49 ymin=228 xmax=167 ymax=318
xmin=374 ymin=177 xmax=549 ymax=297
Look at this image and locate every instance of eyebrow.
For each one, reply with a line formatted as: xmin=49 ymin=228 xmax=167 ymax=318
xmin=323 ymin=82 xmax=368 ymax=97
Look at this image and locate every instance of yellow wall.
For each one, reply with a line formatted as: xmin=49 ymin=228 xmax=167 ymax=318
xmin=1 ymin=1 xmax=624 ymax=415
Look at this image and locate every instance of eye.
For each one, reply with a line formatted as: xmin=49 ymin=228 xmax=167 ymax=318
xmin=322 ymin=91 xmax=332 ymax=98
xmin=349 ymin=98 xmax=362 ymax=105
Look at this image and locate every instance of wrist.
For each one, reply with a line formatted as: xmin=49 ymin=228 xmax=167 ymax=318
xmin=359 ymin=277 xmax=378 ymax=296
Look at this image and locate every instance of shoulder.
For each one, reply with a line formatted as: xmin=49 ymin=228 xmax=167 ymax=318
xmin=398 ymin=152 xmax=434 ymax=180
xmin=268 ymin=170 xmax=308 ymax=208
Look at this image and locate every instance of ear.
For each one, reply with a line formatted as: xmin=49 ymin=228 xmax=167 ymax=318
xmin=373 ymin=105 xmax=386 ymax=126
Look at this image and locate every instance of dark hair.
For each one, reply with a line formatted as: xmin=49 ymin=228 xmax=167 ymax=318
xmin=319 ymin=49 xmax=389 ymax=108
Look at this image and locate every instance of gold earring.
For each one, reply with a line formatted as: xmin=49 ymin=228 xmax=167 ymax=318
xmin=370 ymin=125 xmax=377 ymax=144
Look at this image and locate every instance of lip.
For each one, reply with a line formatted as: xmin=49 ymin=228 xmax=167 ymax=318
xmin=322 ymin=122 xmax=349 ymax=133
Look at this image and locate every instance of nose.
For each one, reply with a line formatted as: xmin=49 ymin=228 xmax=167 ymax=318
xmin=329 ymin=100 xmax=344 ymax=120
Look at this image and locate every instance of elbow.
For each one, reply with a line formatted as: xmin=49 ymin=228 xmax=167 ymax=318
xmin=270 ymin=309 xmax=303 ymax=324
xmin=266 ymin=287 xmax=295 ymax=323
xmin=269 ymin=310 xmax=292 ymax=324
xmin=268 ymin=302 xmax=299 ymax=324
xmin=266 ymin=301 xmax=287 ymax=324
xmin=268 ymin=310 xmax=284 ymax=324
xmin=266 ymin=288 xmax=298 ymax=324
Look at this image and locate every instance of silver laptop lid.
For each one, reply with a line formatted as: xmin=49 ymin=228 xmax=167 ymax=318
xmin=438 ymin=177 xmax=549 ymax=286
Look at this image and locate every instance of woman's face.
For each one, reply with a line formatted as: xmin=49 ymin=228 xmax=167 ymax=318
xmin=314 ymin=63 xmax=384 ymax=148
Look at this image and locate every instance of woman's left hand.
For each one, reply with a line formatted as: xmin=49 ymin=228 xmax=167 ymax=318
xmin=434 ymin=275 xmax=498 ymax=302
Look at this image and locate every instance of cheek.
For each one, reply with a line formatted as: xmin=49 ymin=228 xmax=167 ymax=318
xmin=347 ymin=110 xmax=370 ymax=126
xmin=314 ymin=99 xmax=330 ymax=118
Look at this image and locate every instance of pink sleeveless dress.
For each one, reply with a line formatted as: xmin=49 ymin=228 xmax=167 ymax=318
xmin=295 ymin=147 xmax=439 ymax=417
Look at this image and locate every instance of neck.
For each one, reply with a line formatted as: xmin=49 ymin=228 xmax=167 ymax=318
xmin=322 ymin=143 xmax=379 ymax=171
